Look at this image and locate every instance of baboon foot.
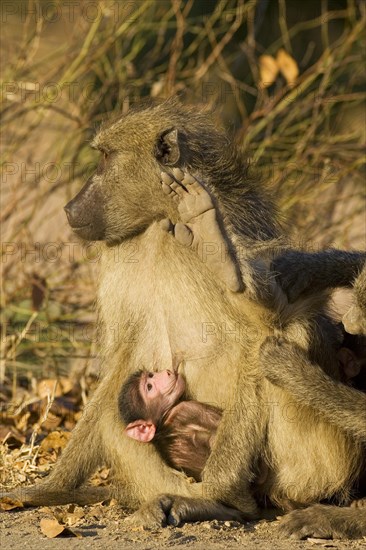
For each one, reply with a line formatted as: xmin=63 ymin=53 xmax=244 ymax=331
xmin=161 ymin=168 xmax=243 ymax=292
xmin=278 ymin=504 xmax=366 ymax=539
xmin=125 ymin=494 xmax=244 ymax=528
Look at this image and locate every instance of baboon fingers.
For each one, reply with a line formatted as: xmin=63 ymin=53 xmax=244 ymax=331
xmin=171 ymin=167 xmax=185 ymax=181
xmin=159 ymin=218 xmax=174 ymax=234
xmin=161 ymin=171 xmax=174 ymax=185
xmin=168 ymin=497 xmax=244 ymax=525
xmin=124 ymin=494 xmax=174 ymax=529
xmin=161 ymin=182 xmax=173 ymax=195
xmin=174 ymin=222 xmax=194 ymax=246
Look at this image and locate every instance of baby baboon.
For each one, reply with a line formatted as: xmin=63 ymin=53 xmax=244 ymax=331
xmin=5 ymin=100 xmax=365 ymax=538
xmin=118 ymin=368 xmax=243 ymax=522
xmin=119 ymin=368 xmax=222 ymax=481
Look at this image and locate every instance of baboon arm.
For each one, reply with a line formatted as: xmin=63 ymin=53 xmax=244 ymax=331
xmin=272 ymin=250 xmax=366 ymax=303
xmin=260 ymin=337 xmax=366 ymax=442
xmin=199 ymin=372 xmax=263 ymax=518
xmin=278 ymin=504 xmax=366 ymax=539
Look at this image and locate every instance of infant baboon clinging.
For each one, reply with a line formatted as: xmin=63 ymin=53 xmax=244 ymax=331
xmin=119 ymin=368 xmax=222 ymax=481
xmin=4 ymin=99 xmax=366 ymax=538
xmin=118 ymin=368 xmax=243 ymax=522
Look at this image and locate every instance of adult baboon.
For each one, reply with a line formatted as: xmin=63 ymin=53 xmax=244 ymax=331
xmin=3 ymin=100 xmax=365 ymax=538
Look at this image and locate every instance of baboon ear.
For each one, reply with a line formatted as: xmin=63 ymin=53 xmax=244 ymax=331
xmin=125 ymin=420 xmax=156 ymax=442
xmin=156 ymin=128 xmax=180 ymax=165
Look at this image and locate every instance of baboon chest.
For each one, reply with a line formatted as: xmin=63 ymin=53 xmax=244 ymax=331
xmin=98 ymin=229 xmax=250 ymax=405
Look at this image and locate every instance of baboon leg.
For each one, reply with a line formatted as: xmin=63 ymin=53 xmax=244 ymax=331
xmin=278 ymin=504 xmax=366 ymax=539
xmin=125 ymin=495 xmax=244 ymax=528
xmin=272 ymin=250 xmax=366 ymax=303
xmin=260 ymin=337 xmax=366 ymax=442
xmin=160 ymin=168 xmax=243 ymax=292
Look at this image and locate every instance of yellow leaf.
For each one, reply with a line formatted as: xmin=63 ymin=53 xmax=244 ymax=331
xmin=276 ymin=49 xmax=299 ymax=87
xmin=258 ymin=55 xmax=279 ymax=88
xmin=40 ymin=518 xmax=80 ymax=538
xmin=40 ymin=518 xmax=65 ymax=538
xmin=0 ymin=496 xmax=24 ymax=511
xmin=40 ymin=430 xmax=71 ymax=452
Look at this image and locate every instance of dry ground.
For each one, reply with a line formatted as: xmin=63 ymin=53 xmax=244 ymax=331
xmin=2 ymin=504 xmax=366 ymax=550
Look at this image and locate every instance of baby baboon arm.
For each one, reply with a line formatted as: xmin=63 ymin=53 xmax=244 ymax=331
xmin=272 ymin=250 xmax=366 ymax=303
xmin=260 ymin=337 xmax=366 ymax=442
xmin=278 ymin=504 xmax=366 ymax=539
xmin=160 ymin=168 xmax=243 ymax=292
xmin=125 ymin=494 xmax=243 ymax=528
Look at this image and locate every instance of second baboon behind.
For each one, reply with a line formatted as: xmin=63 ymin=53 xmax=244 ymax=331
xmin=4 ymin=99 xmax=366 ymax=538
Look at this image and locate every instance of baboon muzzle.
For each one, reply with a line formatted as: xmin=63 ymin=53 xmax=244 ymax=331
xmin=64 ymin=177 xmax=105 ymax=241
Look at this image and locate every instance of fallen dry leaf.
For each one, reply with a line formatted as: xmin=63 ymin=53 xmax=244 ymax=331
xmin=259 ymin=54 xmax=279 ymax=88
xmin=40 ymin=517 xmax=80 ymax=538
xmin=276 ymin=48 xmax=299 ymax=87
xmin=40 ymin=430 xmax=72 ymax=452
xmin=37 ymin=379 xmax=60 ymax=399
xmin=0 ymin=496 xmax=24 ymax=511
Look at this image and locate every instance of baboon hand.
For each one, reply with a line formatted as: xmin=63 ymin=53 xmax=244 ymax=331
xmin=259 ymin=336 xmax=295 ymax=385
xmin=124 ymin=495 xmax=244 ymax=528
xmin=278 ymin=504 xmax=366 ymax=540
xmin=125 ymin=495 xmax=174 ymax=528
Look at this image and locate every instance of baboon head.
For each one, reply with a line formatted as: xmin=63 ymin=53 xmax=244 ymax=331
xmin=64 ymin=99 xmax=235 ymax=243
xmin=64 ymin=98 xmax=276 ymax=243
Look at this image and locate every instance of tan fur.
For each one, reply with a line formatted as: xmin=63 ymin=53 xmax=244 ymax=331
xmin=5 ymin=100 xmax=364 ymax=537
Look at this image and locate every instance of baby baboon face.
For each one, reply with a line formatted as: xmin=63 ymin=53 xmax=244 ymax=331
xmin=64 ymin=104 xmax=184 ymax=243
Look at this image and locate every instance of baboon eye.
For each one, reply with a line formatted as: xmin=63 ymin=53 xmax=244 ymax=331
xmin=148 ymin=372 xmax=154 ymax=378
xmin=147 ymin=383 xmax=153 ymax=391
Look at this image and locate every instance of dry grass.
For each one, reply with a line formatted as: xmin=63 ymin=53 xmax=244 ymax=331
xmin=1 ymin=0 xmax=365 ymax=432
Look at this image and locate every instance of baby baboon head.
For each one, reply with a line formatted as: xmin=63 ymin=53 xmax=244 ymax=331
xmin=64 ymin=99 xmax=232 ymax=243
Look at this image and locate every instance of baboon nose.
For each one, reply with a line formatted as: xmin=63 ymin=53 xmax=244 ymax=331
xmin=64 ymin=200 xmax=86 ymax=228
xmin=64 ymin=201 xmax=74 ymax=224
